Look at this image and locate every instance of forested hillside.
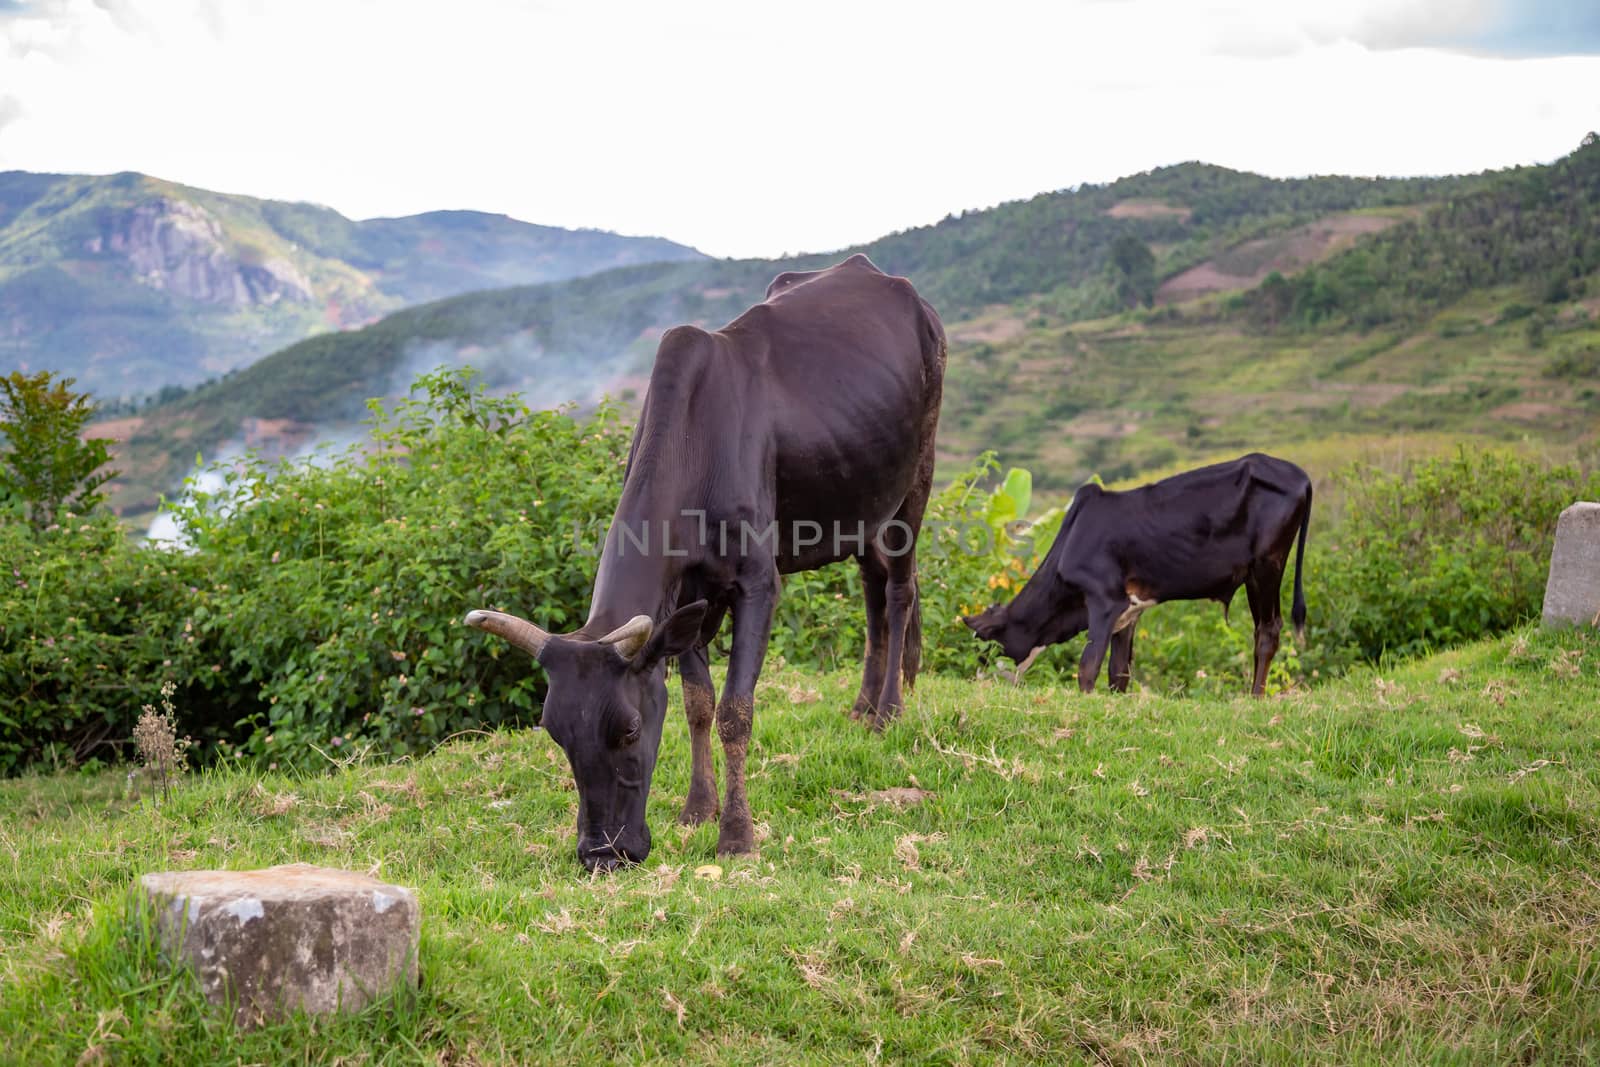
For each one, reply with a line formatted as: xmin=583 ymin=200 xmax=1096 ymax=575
xmin=1241 ymin=132 xmax=1600 ymax=328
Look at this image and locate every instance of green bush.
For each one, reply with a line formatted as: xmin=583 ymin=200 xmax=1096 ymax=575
xmin=0 ymin=370 xmax=119 ymax=530
xmin=1310 ymin=447 xmax=1599 ymax=666
xmin=162 ymin=368 xmax=630 ymax=767
xmin=5 ymin=365 xmax=1592 ymax=775
xmin=0 ymin=514 xmax=206 ymax=774
xmin=2 ymin=370 xmax=635 ymax=774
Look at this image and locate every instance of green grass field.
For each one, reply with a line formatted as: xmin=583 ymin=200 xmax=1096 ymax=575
xmin=3 ymin=626 xmax=1598 ymax=1064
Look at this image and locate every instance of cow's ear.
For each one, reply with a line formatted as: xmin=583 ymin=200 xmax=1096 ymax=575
xmin=634 ymin=600 xmax=708 ymax=669
xmin=963 ymin=607 xmax=1000 ymax=638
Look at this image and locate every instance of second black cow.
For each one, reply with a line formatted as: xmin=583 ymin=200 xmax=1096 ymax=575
xmin=964 ymin=453 xmax=1311 ymax=695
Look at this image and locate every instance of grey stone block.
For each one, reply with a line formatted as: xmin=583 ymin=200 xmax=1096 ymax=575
xmin=137 ymin=863 xmax=419 ymax=1027
xmin=1542 ymin=502 xmax=1600 ymax=629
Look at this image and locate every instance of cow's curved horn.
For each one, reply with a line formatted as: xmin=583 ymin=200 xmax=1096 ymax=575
xmin=464 ymin=609 xmax=552 ymax=658
xmin=597 ymin=614 xmax=653 ymax=659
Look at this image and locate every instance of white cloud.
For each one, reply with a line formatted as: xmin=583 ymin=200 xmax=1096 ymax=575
xmin=1 ymin=0 xmax=1597 ymax=258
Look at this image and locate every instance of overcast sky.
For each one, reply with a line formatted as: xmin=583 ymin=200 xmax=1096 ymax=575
xmin=3 ymin=0 xmax=1599 ymax=259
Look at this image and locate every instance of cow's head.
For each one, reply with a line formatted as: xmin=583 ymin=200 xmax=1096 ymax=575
xmin=963 ymin=591 xmax=1087 ymax=671
xmin=464 ymin=601 xmax=707 ymax=872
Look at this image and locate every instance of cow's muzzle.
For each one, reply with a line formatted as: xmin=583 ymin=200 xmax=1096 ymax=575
xmin=578 ymin=829 xmax=650 ymax=872
xmin=580 ymin=844 xmax=646 ymax=873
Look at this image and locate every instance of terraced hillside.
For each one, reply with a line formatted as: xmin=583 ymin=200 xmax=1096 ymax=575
xmin=942 ymin=283 xmax=1600 ymax=495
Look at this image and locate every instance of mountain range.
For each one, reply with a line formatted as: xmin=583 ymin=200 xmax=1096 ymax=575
xmin=0 ymin=170 xmax=705 ymax=399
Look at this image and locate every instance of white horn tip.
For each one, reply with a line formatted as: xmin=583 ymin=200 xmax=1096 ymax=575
xmin=598 ymin=613 xmax=655 ymax=657
xmin=464 ymin=610 xmax=490 ymax=629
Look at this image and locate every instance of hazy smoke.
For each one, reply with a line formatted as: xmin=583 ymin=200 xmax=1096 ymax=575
xmin=143 ymin=427 xmax=368 ymax=548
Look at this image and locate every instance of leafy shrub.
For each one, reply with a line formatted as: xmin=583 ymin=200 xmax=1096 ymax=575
xmin=1544 ymin=345 xmax=1600 ymax=380
xmin=0 ymin=370 xmax=119 ymax=530
xmin=0 ymin=514 xmax=207 ymax=774
xmin=163 ymin=368 xmax=630 ymax=766
xmin=2 ymin=369 xmax=632 ymax=774
xmin=5 ymin=364 xmax=1590 ymax=775
xmin=1309 ymin=448 xmax=1599 ymax=666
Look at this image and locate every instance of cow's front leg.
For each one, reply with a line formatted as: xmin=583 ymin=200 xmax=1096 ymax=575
xmin=1108 ymin=626 xmax=1136 ymax=693
xmin=1077 ymin=600 xmax=1120 ymax=694
xmin=716 ymin=564 xmax=778 ymax=856
xmin=678 ymin=644 xmax=720 ymax=825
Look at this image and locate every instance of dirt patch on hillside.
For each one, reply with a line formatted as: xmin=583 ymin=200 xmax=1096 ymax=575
xmin=601 ymin=372 xmax=651 ymax=403
xmin=1318 ymin=213 xmax=1402 ymax=237
xmin=1156 ymin=212 xmax=1403 ymax=305
xmin=1273 ymin=384 xmax=1438 ymax=412
xmin=1060 ymin=413 xmax=1139 ymax=438
xmin=950 ymin=315 xmax=1027 ymax=345
xmin=1308 ymin=382 xmax=1415 ymax=407
xmin=241 ymin=417 xmax=317 ymax=452
xmin=1490 ymin=402 xmax=1577 ymax=424
xmin=1015 ymin=354 xmax=1075 ymax=377
xmin=86 ymin=416 xmax=144 ymax=443
xmin=1156 ymin=263 xmax=1252 ymax=304
xmin=1105 ymin=199 xmax=1192 ymax=222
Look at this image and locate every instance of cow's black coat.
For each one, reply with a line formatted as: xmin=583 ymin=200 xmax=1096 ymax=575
xmin=965 ymin=453 xmax=1311 ymax=695
xmin=468 ymin=255 xmax=946 ymax=869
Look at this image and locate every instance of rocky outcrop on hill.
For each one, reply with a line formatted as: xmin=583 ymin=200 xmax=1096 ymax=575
xmin=86 ymin=197 xmax=313 ymax=307
xmin=1 ymin=169 xmax=706 ymax=398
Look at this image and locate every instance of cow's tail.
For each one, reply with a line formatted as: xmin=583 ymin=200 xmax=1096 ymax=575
xmin=902 ymin=581 xmax=922 ymax=692
xmin=1291 ymin=484 xmax=1312 ymax=644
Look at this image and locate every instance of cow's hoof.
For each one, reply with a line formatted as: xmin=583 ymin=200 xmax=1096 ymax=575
xmin=678 ymin=796 xmax=720 ymax=826
xmin=848 ymin=698 xmax=873 ymax=721
xmin=715 ymin=819 xmax=756 ymax=857
xmin=867 ymin=707 xmax=901 ymax=732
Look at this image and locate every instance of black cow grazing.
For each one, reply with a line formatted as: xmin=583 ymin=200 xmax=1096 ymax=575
xmin=465 ymin=254 xmax=946 ymax=870
xmin=964 ymin=453 xmax=1311 ymax=696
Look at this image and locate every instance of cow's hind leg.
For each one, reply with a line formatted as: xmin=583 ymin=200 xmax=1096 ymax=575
xmin=869 ymin=546 xmax=918 ymax=730
xmin=850 ymin=552 xmax=889 ymax=721
xmin=865 ymin=365 xmax=939 ymax=730
xmin=1108 ymin=625 xmax=1136 ymax=693
xmin=1244 ymin=567 xmax=1285 ymax=697
xmin=678 ymin=644 xmax=720 ymax=826
xmin=867 ymin=445 xmax=935 ymax=729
